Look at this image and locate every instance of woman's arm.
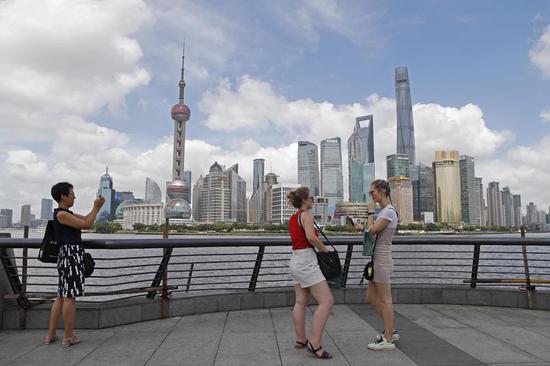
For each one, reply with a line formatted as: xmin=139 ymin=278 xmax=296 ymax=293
xmin=368 ymin=218 xmax=390 ymax=235
xmin=57 ymin=197 xmax=105 ymax=229
xmin=300 ymin=211 xmax=329 ymax=252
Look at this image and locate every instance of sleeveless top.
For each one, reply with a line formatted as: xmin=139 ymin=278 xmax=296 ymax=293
xmin=288 ymin=210 xmax=317 ymax=250
xmin=53 ymin=208 xmax=82 ymax=245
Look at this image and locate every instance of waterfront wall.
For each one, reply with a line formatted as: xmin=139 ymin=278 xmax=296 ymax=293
xmin=3 ymin=285 xmax=549 ymax=330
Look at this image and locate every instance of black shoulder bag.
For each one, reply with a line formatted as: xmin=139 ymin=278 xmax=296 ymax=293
xmin=37 ymin=220 xmax=59 ymax=263
xmin=298 ymin=213 xmax=342 ymax=280
xmin=83 ymin=252 xmax=95 ymax=277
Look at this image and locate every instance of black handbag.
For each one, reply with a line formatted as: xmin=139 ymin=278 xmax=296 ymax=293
xmin=83 ymin=252 xmax=95 ymax=278
xmin=298 ymin=213 xmax=342 ymax=280
xmin=37 ymin=220 xmax=59 ymax=263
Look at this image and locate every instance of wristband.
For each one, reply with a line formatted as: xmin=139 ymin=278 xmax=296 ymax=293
xmin=367 ymin=212 xmax=374 ymax=216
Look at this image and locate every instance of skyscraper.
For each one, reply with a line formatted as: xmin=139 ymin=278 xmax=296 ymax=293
xmin=97 ymin=167 xmax=116 ymax=222
xmin=501 ymin=187 xmax=514 ymax=228
xmin=192 ymin=175 xmax=204 ymax=222
xmin=433 ymin=151 xmax=461 ymax=225
xmin=459 ymin=155 xmax=477 ymax=225
xmin=0 ymin=208 xmax=13 ymax=228
xmin=297 ymin=141 xmax=320 ymax=196
xmin=387 ymin=154 xmax=409 ymax=179
xmin=526 ymin=202 xmax=537 ymax=224
xmin=252 ymin=159 xmax=265 ymax=194
xmin=321 ymin=137 xmax=344 ymax=208
xmin=166 ymin=44 xmax=192 ymax=220
xmin=412 ymin=163 xmax=434 ymax=222
xmin=395 ymin=66 xmax=416 ymax=166
xmin=40 ymin=198 xmax=53 ymax=221
xmin=474 ymin=177 xmax=485 ymax=226
xmin=348 ymin=115 xmax=375 ymax=202
xmin=183 ymin=170 xmax=192 ymax=204
xmin=20 ymin=205 xmax=31 ymax=226
xmin=145 ymin=178 xmax=162 ymax=204
xmin=226 ymin=164 xmax=247 ymax=223
xmin=271 ymin=183 xmax=301 ymax=224
xmin=389 ymin=176 xmax=413 ymax=224
xmin=512 ymin=194 xmax=522 ymax=228
xmin=487 ymin=182 xmax=502 ymax=226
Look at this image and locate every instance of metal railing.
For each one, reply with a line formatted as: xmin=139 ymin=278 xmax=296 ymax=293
xmin=1 ymin=235 xmax=549 ymax=316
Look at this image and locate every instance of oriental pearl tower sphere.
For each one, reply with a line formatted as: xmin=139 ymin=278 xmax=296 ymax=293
xmin=165 ymin=44 xmax=191 ymax=219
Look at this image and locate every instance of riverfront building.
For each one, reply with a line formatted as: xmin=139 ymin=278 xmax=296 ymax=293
xmin=320 ymin=137 xmax=344 ymax=208
xmin=433 ymin=151 xmax=462 ymax=225
xmin=389 ymin=176 xmax=413 ymax=224
xmin=145 ymin=178 xmax=162 ymax=204
xmin=297 ymin=141 xmax=320 ymax=197
xmin=123 ymin=203 xmax=164 ymax=230
xmin=487 ymin=182 xmax=503 ymax=226
xmin=412 ymin=163 xmax=434 ymax=222
xmin=459 ymin=155 xmax=477 ymax=225
xmin=387 ymin=154 xmax=410 ymax=179
xmin=40 ymin=199 xmax=53 ymax=221
xmin=348 ymin=115 xmax=375 ymax=203
xmin=97 ymin=167 xmax=116 ymax=222
xmin=271 ymin=183 xmax=300 ymax=224
xmin=395 ymin=66 xmax=416 ymax=166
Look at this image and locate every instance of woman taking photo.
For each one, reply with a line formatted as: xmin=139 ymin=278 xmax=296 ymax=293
xmin=287 ymin=187 xmax=334 ymax=359
xmin=43 ymin=182 xmax=104 ymax=347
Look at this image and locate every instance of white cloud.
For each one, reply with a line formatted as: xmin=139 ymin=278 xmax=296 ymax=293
xmin=530 ymin=24 xmax=550 ymax=78
xmin=540 ymin=110 xmax=550 ymax=123
xmin=0 ymin=0 xmax=153 ymax=145
xmin=199 ymin=75 xmax=513 ymax=183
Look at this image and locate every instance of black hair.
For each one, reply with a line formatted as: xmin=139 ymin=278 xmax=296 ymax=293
xmin=286 ymin=187 xmax=310 ymax=209
xmin=51 ymin=182 xmax=73 ymax=203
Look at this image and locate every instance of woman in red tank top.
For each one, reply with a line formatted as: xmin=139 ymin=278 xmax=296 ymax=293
xmin=287 ymin=187 xmax=334 ymax=359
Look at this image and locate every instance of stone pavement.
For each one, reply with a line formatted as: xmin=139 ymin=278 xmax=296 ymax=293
xmin=1 ymin=304 xmax=550 ymax=366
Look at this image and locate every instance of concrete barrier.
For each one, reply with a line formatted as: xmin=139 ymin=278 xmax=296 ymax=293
xmin=2 ymin=285 xmax=549 ymax=329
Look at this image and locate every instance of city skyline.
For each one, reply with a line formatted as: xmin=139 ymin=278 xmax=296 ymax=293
xmin=1 ymin=1 xmax=550 ymax=216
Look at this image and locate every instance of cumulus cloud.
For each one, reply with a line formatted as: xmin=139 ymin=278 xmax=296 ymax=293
xmin=0 ymin=0 xmax=153 ymax=144
xmin=530 ymin=24 xmax=550 ymax=78
xmin=199 ymin=75 xmax=513 ymax=183
xmin=540 ymin=110 xmax=550 ymax=123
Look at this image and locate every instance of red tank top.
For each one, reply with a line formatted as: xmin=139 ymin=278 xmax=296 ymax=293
xmin=288 ymin=210 xmax=316 ymax=250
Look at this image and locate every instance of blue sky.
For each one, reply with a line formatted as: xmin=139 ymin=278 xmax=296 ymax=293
xmin=1 ymin=0 xmax=549 ymax=217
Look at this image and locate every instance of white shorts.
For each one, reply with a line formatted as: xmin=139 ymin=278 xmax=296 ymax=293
xmin=289 ymin=248 xmax=326 ymax=288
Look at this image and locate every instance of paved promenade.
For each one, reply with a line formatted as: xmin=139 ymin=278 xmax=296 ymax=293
xmin=1 ymin=304 xmax=550 ymax=366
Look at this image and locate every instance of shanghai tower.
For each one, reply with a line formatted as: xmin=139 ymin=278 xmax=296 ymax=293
xmin=395 ymin=67 xmax=416 ymax=166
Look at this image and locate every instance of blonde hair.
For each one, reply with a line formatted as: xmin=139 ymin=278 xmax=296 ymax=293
xmin=371 ymin=179 xmax=391 ymax=197
xmin=286 ymin=187 xmax=310 ymax=209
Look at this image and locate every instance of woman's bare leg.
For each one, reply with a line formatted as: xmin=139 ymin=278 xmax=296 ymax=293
xmin=376 ymin=283 xmax=394 ymax=341
xmin=62 ymin=298 xmax=76 ymax=339
xmin=47 ymin=297 xmax=63 ymax=337
xmin=292 ymin=284 xmax=310 ymax=344
xmin=308 ymin=281 xmax=334 ymax=347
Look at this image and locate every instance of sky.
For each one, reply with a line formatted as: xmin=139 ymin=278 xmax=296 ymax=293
xmin=1 ymin=0 xmax=550 ymax=219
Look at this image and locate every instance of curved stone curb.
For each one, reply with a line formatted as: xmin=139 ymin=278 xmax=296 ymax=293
xmin=2 ymin=286 xmax=549 ymax=329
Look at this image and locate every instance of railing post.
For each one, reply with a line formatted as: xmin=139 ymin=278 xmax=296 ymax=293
xmin=341 ymin=244 xmax=354 ymax=288
xmin=520 ymin=226 xmax=533 ymax=309
xmin=185 ymin=263 xmax=194 ymax=292
xmin=470 ymin=243 xmax=480 ymax=289
xmin=248 ymin=245 xmax=265 ymax=291
xmin=19 ymin=226 xmax=29 ymax=329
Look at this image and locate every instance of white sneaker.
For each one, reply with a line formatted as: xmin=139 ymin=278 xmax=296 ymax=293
xmin=368 ymin=336 xmax=395 ymax=351
xmin=375 ymin=329 xmax=400 ymax=342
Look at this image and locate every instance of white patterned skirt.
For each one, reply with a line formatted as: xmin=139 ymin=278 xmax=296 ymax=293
xmin=57 ymin=243 xmax=85 ymax=298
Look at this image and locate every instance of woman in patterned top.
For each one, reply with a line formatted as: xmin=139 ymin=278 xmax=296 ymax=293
xmin=43 ymin=182 xmax=104 ymax=347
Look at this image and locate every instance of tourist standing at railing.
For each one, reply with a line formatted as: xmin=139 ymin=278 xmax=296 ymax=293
xmin=287 ymin=187 xmax=334 ymax=359
xmin=43 ymin=182 xmax=104 ymax=347
xmin=351 ymin=179 xmax=399 ymax=351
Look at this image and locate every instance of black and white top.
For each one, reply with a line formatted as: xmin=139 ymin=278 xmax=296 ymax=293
xmin=53 ymin=208 xmax=85 ymax=298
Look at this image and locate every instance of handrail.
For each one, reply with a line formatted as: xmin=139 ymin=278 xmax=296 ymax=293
xmin=1 ymin=235 xmax=550 ymax=249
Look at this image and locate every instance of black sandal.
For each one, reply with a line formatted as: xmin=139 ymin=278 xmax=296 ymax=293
xmin=295 ymin=340 xmax=308 ymax=349
xmin=307 ymin=341 xmax=332 ymax=359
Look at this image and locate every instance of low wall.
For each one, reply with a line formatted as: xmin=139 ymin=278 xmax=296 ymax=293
xmin=3 ymin=285 xmax=549 ymax=330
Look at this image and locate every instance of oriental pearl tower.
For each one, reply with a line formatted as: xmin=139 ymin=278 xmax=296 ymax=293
xmin=165 ymin=44 xmax=191 ymax=219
